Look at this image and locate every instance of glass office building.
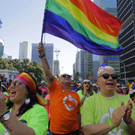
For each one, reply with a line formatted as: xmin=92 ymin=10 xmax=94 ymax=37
xmin=117 ymin=0 xmax=135 ymax=82
xmin=0 ymin=39 xmax=4 ymax=57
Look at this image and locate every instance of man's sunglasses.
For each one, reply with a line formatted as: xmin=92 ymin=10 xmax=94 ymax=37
xmin=117 ymin=85 xmax=121 ymax=88
xmin=62 ymin=74 xmax=71 ymax=78
xmin=99 ymin=73 xmax=117 ymax=80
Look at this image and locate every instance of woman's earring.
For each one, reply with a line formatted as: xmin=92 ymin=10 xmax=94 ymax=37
xmin=25 ymin=98 xmax=30 ymax=104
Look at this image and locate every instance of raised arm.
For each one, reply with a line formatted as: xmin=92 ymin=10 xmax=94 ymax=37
xmin=38 ymin=42 xmax=55 ymax=86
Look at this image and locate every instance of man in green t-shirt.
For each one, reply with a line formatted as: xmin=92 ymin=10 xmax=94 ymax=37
xmin=82 ymin=65 xmax=135 ymax=135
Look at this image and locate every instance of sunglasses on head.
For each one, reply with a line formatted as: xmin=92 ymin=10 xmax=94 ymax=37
xmin=83 ymin=82 xmax=90 ymax=84
xmin=100 ymin=73 xmax=117 ymax=80
xmin=62 ymin=74 xmax=71 ymax=78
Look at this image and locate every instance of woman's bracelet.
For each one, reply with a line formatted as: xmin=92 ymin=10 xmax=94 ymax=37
xmin=39 ymin=54 xmax=45 ymax=58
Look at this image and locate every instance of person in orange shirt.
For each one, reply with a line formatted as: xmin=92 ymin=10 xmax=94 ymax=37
xmin=38 ymin=43 xmax=81 ymax=135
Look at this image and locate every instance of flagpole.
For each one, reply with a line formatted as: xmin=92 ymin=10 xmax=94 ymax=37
xmin=41 ymin=31 xmax=44 ymax=43
xmin=41 ymin=0 xmax=47 ymax=43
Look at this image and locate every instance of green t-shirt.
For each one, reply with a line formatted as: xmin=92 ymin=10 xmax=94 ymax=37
xmin=77 ymin=90 xmax=84 ymax=99
xmin=82 ymin=93 xmax=135 ymax=135
xmin=77 ymin=90 xmax=86 ymax=112
xmin=77 ymin=90 xmax=95 ymax=112
xmin=0 ymin=104 xmax=48 ymax=135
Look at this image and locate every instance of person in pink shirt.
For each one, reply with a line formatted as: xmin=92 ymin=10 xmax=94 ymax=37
xmin=38 ymin=80 xmax=48 ymax=98
xmin=45 ymin=94 xmax=51 ymax=120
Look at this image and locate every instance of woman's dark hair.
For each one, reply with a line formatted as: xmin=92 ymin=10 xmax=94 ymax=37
xmin=6 ymin=73 xmax=39 ymax=116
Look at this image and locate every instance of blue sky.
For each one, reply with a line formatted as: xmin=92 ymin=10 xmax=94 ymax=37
xmin=0 ymin=0 xmax=99 ymax=75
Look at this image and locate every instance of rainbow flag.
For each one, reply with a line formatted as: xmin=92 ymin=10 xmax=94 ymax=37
xmin=42 ymin=0 xmax=123 ymax=55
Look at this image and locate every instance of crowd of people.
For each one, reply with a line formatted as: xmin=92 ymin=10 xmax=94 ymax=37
xmin=0 ymin=42 xmax=135 ymax=135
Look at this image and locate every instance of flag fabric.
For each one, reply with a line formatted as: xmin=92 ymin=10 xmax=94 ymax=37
xmin=129 ymin=82 xmax=134 ymax=90
xmin=42 ymin=0 xmax=123 ymax=55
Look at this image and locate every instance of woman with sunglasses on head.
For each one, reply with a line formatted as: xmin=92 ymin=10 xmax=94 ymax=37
xmin=0 ymin=72 xmax=48 ymax=135
xmin=121 ymin=86 xmax=129 ymax=96
xmin=82 ymin=65 xmax=135 ymax=135
xmin=77 ymin=80 xmax=93 ymax=108
xmin=38 ymin=43 xmax=82 ymax=135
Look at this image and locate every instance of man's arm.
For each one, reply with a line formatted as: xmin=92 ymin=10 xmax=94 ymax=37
xmin=38 ymin=42 xmax=55 ymax=86
xmin=126 ymin=120 xmax=135 ymax=133
xmin=83 ymin=122 xmax=112 ymax=135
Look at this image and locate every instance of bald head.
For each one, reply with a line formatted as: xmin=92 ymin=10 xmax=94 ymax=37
xmin=97 ymin=66 xmax=115 ymax=76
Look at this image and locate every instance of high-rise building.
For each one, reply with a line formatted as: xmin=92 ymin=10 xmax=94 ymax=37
xmin=94 ymin=0 xmax=116 ymax=10
xmin=73 ymin=63 xmax=76 ymax=79
xmin=100 ymin=56 xmax=120 ymax=76
xmin=31 ymin=43 xmax=54 ymax=74
xmin=117 ymin=0 xmax=135 ymax=82
xmin=7 ymin=56 xmax=12 ymax=60
xmin=0 ymin=39 xmax=4 ymax=57
xmin=74 ymin=50 xmax=93 ymax=81
xmin=54 ymin=60 xmax=60 ymax=77
xmin=19 ymin=41 xmax=31 ymax=62
xmin=93 ymin=61 xmax=100 ymax=82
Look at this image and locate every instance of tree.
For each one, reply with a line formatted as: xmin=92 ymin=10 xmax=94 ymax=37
xmin=12 ymin=59 xmax=21 ymax=70
xmin=0 ymin=58 xmax=44 ymax=83
xmin=0 ymin=58 xmax=9 ymax=69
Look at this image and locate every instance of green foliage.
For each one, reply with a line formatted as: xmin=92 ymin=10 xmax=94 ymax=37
xmin=0 ymin=58 xmax=44 ymax=83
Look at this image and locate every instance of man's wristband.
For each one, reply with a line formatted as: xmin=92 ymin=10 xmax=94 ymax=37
xmin=109 ymin=120 xmax=115 ymax=129
xmin=126 ymin=119 xmax=132 ymax=125
xmin=39 ymin=54 xmax=45 ymax=58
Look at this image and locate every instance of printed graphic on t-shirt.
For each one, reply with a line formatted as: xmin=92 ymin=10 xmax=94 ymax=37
xmin=101 ymin=107 xmax=125 ymax=135
xmin=63 ymin=95 xmax=78 ymax=111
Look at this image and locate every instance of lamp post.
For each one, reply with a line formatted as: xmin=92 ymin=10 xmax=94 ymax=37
xmin=121 ymin=61 xmax=127 ymax=85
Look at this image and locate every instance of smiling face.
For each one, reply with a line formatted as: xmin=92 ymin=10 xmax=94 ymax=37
xmin=122 ymin=87 xmax=128 ymax=94
xmin=9 ymin=79 xmax=28 ymax=104
xmin=116 ymin=83 xmax=122 ymax=94
xmin=97 ymin=68 xmax=117 ymax=97
xmin=83 ymin=81 xmax=90 ymax=90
